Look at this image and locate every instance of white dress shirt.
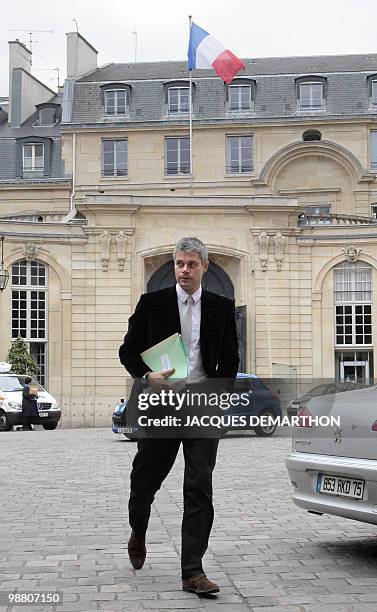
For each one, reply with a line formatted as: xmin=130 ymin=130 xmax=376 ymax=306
xmin=176 ymin=283 xmax=207 ymax=383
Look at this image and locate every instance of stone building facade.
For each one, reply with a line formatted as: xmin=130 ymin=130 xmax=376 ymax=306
xmin=1 ymin=32 xmax=377 ymax=426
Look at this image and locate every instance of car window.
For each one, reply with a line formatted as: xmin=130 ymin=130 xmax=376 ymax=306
xmin=234 ymin=378 xmax=256 ymax=391
xmin=0 ymin=376 xmax=23 ymax=392
xmin=253 ymin=379 xmax=268 ymax=391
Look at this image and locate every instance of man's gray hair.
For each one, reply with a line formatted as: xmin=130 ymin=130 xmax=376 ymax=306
xmin=173 ymin=237 xmax=208 ymax=264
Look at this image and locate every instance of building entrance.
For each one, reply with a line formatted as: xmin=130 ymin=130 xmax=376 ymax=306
xmin=147 ymin=260 xmax=246 ymax=371
xmin=336 ymin=351 xmax=373 ymax=383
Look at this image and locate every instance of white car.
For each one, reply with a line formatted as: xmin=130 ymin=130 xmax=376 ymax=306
xmin=286 ymin=385 xmax=377 ymax=525
xmin=0 ymin=364 xmax=60 ymax=431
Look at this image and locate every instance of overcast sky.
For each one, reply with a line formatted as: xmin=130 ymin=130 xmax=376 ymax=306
xmin=1 ymin=0 xmax=377 ymax=95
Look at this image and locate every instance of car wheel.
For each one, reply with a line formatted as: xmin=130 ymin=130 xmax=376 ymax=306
xmin=0 ymin=410 xmax=12 ymax=432
xmin=42 ymin=422 xmax=58 ymax=430
xmin=254 ymin=409 xmax=277 ymax=437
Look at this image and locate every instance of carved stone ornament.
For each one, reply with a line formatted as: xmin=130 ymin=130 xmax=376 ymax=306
xmin=22 ymin=243 xmax=40 ymax=260
xmin=116 ymin=231 xmax=127 ymax=271
xmin=99 ymin=231 xmax=111 ymax=272
xmin=274 ymin=233 xmax=285 ymax=272
xmin=258 ymin=232 xmax=269 ymax=272
xmin=342 ymin=245 xmax=361 ymax=262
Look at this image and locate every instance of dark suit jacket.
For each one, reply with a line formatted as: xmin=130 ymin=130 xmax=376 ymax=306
xmin=119 ymin=286 xmax=239 ymax=381
xmin=21 ymin=384 xmax=39 ymax=417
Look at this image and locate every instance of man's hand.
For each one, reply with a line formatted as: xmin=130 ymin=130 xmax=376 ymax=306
xmin=147 ymin=369 xmax=175 ymax=392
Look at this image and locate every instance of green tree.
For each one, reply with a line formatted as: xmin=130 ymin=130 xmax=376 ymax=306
xmin=6 ymin=337 xmax=38 ymax=376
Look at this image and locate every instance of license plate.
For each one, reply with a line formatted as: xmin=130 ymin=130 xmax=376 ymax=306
xmin=38 ymin=412 xmax=49 ymax=417
xmin=317 ymin=473 xmax=365 ymax=499
xmin=117 ymin=426 xmax=133 ymax=434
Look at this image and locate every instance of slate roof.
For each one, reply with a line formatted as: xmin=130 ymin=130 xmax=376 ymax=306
xmin=67 ymin=53 xmax=377 ymax=126
xmin=78 ymin=54 xmax=377 ymax=81
xmin=0 ymin=92 xmax=67 ymax=181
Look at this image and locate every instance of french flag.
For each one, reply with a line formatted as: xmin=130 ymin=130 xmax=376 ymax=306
xmin=188 ymin=22 xmax=245 ymax=84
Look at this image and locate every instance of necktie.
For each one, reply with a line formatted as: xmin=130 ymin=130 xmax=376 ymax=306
xmin=181 ymin=295 xmax=193 ymax=355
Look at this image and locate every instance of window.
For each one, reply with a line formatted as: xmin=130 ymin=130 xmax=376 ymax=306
xmin=371 ymin=131 xmax=377 ymax=172
xmin=298 ymin=205 xmax=331 ymax=225
xmin=168 ymin=87 xmax=189 ymax=113
xmin=12 ymin=260 xmax=48 ymax=386
xmin=335 ymin=261 xmax=372 ymax=302
xmin=165 ymin=137 xmax=190 ymax=175
xmin=334 ymin=261 xmax=372 ymax=347
xmin=302 ymin=129 xmax=322 ymax=141
xmin=40 ymin=108 xmax=56 ymax=125
xmin=372 ymin=80 xmax=377 ymax=105
xmin=335 ymin=305 xmax=372 ymax=345
xmin=226 ymin=135 xmax=253 ymax=174
xmin=229 ymin=85 xmax=252 ymax=111
xmin=371 ymin=204 xmax=377 ymax=219
xmin=34 ymin=103 xmax=61 ymax=126
xmin=22 ymin=143 xmax=44 ymax=177
xmin=299 ymin=82 xmax=323 ymax=110
xmin=102 ymin=140 xmax=128 ymax=177
xmin=104 ymin=89 xmax=128 ymax=115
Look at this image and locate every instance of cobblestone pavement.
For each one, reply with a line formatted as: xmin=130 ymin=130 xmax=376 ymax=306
xmin=0 ymin=427 xmax=376 ymax=612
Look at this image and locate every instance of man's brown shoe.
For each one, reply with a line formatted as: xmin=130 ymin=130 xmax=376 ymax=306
xmin=182 ymin=574 xmax=220 ymax=595
xmin=127 ymin=532 xmax=146 ymax=569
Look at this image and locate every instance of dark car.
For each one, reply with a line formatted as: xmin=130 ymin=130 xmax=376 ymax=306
xmin=112 ymin=398 xmax=138 ymax=440
xmin=112 ymin=373 xmax=282 ymax=439
xmin=223 ymin=373 xmax=282 ymax=436
xmin=287 ymin=381 xmax=370 ymax=418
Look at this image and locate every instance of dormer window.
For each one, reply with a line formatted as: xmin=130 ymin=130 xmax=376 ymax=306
xmin=35 ymin=103 xmax=61 ymax=126
xmin=105 ymin=89 xmax=127 ymax=115
xmin=16 ymin=136 xmax=52 ymax=179
xmin=299 ymin=82 xmax=322 ymax=109
xmin=168 ymin=87 xmax=189 ymax=113
xmin=228 ymin=79 xmax=255 ymax=112
xmin=367 ymin=74 xmax=377 ymax=106
xmin=22 ymin=143 xmax=44 ymax=178
xmin=39 ymin=107 xmax=56 ymax=125
xmin=372 ymin=81 xmax=377 ymax=105
xmin=296 ymin=76 xmax=326 ymax=111
xmin=101 ymin=83 xmax=131 ymax=117
xmin=164 ymin=81 xmax=192 ymax=115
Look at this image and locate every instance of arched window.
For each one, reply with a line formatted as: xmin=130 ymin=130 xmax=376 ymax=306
xmin=302 ymin=129 xmax=322 ymax=141
xmin=334 ymin=261 xmax=372 ymax=346
xmin=11 ymin=260 xmax=48 ymax=385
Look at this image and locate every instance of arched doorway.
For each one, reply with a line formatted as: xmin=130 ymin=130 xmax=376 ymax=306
xmin=147 ymin=260 xmax=234 ymax=298
xmin=147 ymin=260 xmax=246 ymax=371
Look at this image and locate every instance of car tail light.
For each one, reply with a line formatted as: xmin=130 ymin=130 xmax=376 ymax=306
xmin=271 ymin=393 xmax=280 ymax=400
xmin=297 ymin=405 xmax=313 ymax=427
xmin=371 ymin=420 xmax=377 ymax=431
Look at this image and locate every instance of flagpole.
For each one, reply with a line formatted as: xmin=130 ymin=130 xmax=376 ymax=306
xmin=188 ymin=15 xmax=193 ymax=197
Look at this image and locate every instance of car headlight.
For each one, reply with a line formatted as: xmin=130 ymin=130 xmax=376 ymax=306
xmin=51 ymin=401 xmax=60 ymax=410
xmin=7 ymin=402 xmax=22 ymax=410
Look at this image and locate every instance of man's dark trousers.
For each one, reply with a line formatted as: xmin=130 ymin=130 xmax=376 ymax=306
xmin=129 ymin=437 xmax=219 ymax=579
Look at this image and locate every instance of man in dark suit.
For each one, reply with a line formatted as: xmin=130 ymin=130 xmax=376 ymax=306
xmin=119 ymin=237 xmax=239 ymax=595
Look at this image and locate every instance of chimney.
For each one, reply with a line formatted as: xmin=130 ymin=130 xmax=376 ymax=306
xmin=8 ymin=39 xmax=55 ymax=127
xmin=8 ymin=39 xmax=32 ymax=103
xmin=66 ymin=32 xmax=98 ymax=79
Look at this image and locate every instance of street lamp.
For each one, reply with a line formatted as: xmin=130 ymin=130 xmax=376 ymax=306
xmin=0 ymin=236 xmax=10 ymax=291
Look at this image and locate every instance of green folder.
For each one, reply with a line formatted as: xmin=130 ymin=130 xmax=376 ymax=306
xmin=140 ymin=333 xmax=188 ymax=380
